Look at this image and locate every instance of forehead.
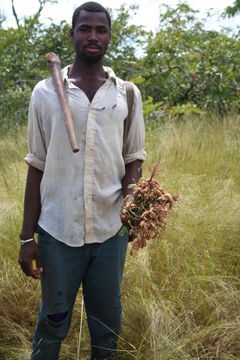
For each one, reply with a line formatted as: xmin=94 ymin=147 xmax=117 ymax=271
xmin=75 ymin=9 xmax=109 ymax=28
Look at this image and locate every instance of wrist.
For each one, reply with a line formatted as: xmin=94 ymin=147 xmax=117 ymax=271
xmin=20 ymin=230 xmax=35 ymax=240
xmin=20 ymin=238 xmax=35 ymax=245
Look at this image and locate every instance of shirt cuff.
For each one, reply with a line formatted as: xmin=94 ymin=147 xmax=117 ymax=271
xmin=124 ymin=150 xmax=147 ymax=165
xmin=24 ymin=154 xmax=45 ymax=171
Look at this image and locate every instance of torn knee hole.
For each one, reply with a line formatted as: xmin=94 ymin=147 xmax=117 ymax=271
xmin=47 ymin=311 xmax=68 ymax=322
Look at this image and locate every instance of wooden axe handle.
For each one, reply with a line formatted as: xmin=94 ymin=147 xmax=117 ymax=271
xmin=45 ymin=52 xmax=79 ymax=153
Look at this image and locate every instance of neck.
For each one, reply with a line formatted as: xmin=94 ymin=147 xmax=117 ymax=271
xmin=69 ymin=56 xmax=105 ymax=80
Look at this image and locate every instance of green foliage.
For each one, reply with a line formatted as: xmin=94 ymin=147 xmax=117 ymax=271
xmin=0 ymin=1 xmax=240 ymax=130
xmin=105 ymin=5 xmax=147 ymax=80
xmin=0 ymin=16 xmax=73 ymax=129
xmin=0 ymin=5 xmax=146 ymax=129
xmin=225 ymin=0 xmax=240 ymax=17
xmin=142 ymin=97 xmax=163 ymax=118
xmin=167 ymin=103 xmax=205 ymax=116
xmin=138 ymin=3 xmax=240 ymax=113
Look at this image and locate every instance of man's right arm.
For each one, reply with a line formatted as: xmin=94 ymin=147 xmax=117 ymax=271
xmin=18 ymin=165 xmax=43 ymax=280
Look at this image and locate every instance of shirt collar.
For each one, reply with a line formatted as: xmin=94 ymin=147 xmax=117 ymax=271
xmin=62 ymin=65 xmax=117 ymax=89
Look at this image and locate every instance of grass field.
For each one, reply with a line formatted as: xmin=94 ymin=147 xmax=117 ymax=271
xmin=0 ymin=114 xmax=239 ymax=359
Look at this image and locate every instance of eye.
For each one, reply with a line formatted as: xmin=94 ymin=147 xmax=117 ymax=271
xmin=98 ymin=27 xmax=107 ymax=34
xmin=79 ymin=26 xmax=90 ymax=33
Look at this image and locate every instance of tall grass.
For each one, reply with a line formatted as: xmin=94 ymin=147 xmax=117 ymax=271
xmin=0 ymin=114 xmax=239 ymax=359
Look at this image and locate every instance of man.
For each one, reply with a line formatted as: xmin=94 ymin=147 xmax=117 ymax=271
xmin=18 ymin=2 xmax=146 ymax=359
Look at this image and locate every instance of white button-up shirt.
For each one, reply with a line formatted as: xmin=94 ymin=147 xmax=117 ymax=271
xmin=25 ymin=66 xmax=146 ymax=246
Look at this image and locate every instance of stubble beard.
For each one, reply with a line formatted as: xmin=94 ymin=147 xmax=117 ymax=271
xmin=76 ymin=48 xmax=106 ymax=65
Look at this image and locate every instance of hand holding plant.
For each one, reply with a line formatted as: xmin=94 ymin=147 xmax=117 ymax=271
xmin=121 ymin=165 xmax=179 ymax=254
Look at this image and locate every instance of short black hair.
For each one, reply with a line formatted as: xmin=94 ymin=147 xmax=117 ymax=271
xmin=72 ymin=2 xmax=111 ymax=30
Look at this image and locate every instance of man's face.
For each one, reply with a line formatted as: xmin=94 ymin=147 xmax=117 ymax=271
xmin=70 ymin=10 xmax=111 ymax=64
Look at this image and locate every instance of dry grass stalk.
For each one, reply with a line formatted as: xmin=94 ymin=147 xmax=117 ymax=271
xmin=122 ymin=164 xmax=179 ymax=254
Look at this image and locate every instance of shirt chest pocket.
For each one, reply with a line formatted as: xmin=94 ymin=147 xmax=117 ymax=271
xmin=96 ymin=99 xmax=128 ymax=134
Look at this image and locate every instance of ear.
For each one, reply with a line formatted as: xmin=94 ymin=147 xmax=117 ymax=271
xmin=69 ymin=28 xmax=74 ymax=40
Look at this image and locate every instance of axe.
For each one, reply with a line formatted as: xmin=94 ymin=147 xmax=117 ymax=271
xmin=45 ymin=52 xmax=79 ymax=153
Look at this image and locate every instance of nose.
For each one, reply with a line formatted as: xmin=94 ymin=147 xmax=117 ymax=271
xmin=88 ymin=30 xmax=98 ymax=42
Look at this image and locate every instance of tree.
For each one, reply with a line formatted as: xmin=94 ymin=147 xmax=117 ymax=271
xmin=0 ymin=11 xmax=6 ymax=27
xmin=10 ymin=0 xmax=57 ymax=27
xmin=1 ymin=1 xmax=239 ymax=129
xmin=225 ymin=0 xmax=240 ymax=17
xmin=136 ymin=3 xmax=240 ymax=113
xmin=0 ymin=4 xmax=146 ymax=128
xmin=104 ymin=4 xmax=147 ymax=80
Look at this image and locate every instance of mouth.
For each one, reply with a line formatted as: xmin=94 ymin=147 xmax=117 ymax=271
xmin=84 ymin=45 xmax=102 ymax=54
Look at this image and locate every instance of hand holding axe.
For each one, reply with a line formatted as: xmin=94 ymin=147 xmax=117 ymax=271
xmin=45 ymin=52 xmax=79 ymax=153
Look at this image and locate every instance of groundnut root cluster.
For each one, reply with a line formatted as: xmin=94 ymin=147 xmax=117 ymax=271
xmin=121 ymin=166 xmax=179 ymax=254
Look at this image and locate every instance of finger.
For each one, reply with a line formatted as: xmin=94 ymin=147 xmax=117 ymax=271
xmin=124 ymin=194 xmax=133 ymax=206
xmin=31 ymin=269 xmax=42 ymax=280
xmin=24 ymin=265 xmax=41 ymax=280
xmin=120 ymin=214 xmax=130 ymax=227
xmin=120 ymin=214 xmax=127 ymax=225
xmin=35 ymin=252 xmax=43 ymax=273
xmin=19 ymin=260 xmax=34 ymax=277
xmin=19 ymin=260 xmax=40 ymax=279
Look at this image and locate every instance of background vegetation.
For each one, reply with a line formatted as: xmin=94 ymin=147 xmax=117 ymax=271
xmin=0 ymin=0 xmax=239 ymax=359
xmin=0 ymin=0 xmax=240 ymax=130
xmin=0 ymin=114 xmax=239 ymax=359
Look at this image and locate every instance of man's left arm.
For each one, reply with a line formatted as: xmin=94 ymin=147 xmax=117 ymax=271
xmin=121 ymin=84 xmax=146 ymax=201
xmin=121 ymin=160 xmax=142 ymax=198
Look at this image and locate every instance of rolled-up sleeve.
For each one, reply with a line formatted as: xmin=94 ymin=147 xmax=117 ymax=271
xmin=124 ymin=85 xmax=147 ymax=165
xmin=24 ymin=93 xmax=46 ymax=171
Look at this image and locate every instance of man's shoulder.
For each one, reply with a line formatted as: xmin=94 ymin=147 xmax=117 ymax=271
xmin=32 ymin=76 xmax=54 ymax=97
xmin=32 ymin=65 xmax=70 ymax=102
xmin=104 ymin=66 xmax=140 ymax=94
xmin=31 ymin=75 xmax=59 ymax=109
xmin=116 ymin=78 xmax=141 ymax=100
xmin=116 ymin=77 xmax=142 ymax=103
